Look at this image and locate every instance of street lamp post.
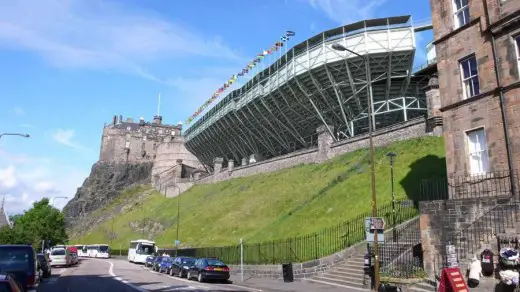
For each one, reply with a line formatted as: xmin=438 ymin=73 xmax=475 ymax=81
xmin=174 ymin=178 xmax=181 ymax=256
xmin=0 ymin=133 xmax=30 ymax=140
xmin=386 ymin=152 xmax=397 ymax=242
xmin=332 ymin=43 xmax=380 ymax=290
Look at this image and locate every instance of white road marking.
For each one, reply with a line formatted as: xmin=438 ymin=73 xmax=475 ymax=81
xmin=225 ymin=283 xmax=263 ymax=292
xmin=107 ymin=261 xmax=148 ymax=292
xmin=109 ymin=261 xmax=211 ymax=291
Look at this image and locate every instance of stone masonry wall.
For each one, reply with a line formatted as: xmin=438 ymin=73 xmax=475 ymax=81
xmin=419 ymin=196 xmax=512 ymax=279
xmin=431 ymin=0 xmax=520 ymax=179
xmin=196 ymin=117 xmax=435 ymax=185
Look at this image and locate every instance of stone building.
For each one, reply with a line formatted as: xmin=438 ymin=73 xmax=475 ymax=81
xmin=430 ymin=0 xmax=520 ymax=179
xmin=98 ymin=114 xmax=205 ymax=194
xmin=99 ymin=114 xmax=183 ymax=163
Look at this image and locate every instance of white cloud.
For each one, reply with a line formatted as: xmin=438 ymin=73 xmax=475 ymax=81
xmin=50 ymin=128 xmax=90 ymax=152
xmin=0 ymin=150 xmax=87 ymax=214
xmin=12 ymin=106 xmax=25 ymax=116
xmin=306 ymin=0 xmax=387 ymax=25
xmin=0 ymin=166 xmax=17 ymax=189
xmin=0 ymin=0 xmax=244 ymax=81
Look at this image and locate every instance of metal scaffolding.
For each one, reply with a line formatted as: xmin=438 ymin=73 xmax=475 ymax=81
xmin=184 ymin=15 xmax=431 ymax=169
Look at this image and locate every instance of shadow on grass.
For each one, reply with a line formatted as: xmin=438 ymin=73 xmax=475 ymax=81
xmin=399 ymin=155 xmax=448 ymax=203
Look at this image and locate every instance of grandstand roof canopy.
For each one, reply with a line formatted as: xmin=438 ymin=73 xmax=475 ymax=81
xmin=184 ymin=15 xmax=434 ymax=169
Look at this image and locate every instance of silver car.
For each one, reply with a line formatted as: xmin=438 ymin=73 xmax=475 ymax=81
xmin=49 ymin=248 xmax=71 ymax=267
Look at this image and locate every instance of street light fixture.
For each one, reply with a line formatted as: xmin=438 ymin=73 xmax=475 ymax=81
xmin=0 ymin=133 xmax=30 ymax=140
xmin=332 ymin=43 xmax=380 ymax=289
xmin=173 ymin=177 xmax=181 ymax=256
xmin=386 ymin=152 xmax=397 ymax=243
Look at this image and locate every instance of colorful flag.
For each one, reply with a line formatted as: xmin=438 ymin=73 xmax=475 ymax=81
xmin=286 ymin=31 xmax=295 ymax=36
xmin=281 ymin=36 xmax=289 ymax=42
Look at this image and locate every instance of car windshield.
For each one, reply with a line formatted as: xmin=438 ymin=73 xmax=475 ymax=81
xmin=0 ymin=247 xmax=32 ymax=271
xmin=181 ymin=258 xmax=196 ymax=265
xmin=51 ymin=249 xmax=66 ymax=256
xmin=99 ymin=246 xmax=109 ymax=252
xmin=207 ymin=259 xmax=225 ymax=266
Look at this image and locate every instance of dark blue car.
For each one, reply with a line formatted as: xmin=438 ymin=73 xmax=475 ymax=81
xmin=152 ymin=256 xmax=167 ymax=271
xmin=159 ymin=257 xmax=174 ymax=273
xmin=144 ymin=255 xmax=154 ymax=268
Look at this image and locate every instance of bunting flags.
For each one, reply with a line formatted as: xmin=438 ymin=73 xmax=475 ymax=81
xmin=185 ymin=30 xmax=296 ymax=125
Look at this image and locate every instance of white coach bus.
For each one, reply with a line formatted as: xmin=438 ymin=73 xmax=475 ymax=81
xmin=128 ymin=239 xmax=157 ymax=264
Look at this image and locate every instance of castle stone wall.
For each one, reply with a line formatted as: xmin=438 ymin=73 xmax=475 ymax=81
xmin=99 ymin=115 xmax=182 ymax=164
xmin=196 ymin=117 xmax=436 ymax=185
xmin=152 ymin=136 xmax=204 ymax=177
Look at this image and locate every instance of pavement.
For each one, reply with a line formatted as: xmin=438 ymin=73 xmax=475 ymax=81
xmin=37 ymin=257 xmax=347 ymax=292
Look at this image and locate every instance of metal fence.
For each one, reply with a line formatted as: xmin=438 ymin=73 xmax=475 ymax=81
xmin=152 ymin=199 xmax=419 ymax=265
xmin=377 ymin=217 xmax=424 ymax=278
xmin=419 ymin=170 xmax=517 ymax=201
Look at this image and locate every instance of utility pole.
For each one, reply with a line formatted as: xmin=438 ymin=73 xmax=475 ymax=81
xmin=332 ymin=43 xmax=380 ymax=290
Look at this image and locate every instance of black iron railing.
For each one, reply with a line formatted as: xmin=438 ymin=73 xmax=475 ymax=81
xmin=419 ymin=170 xmax=518 ymax=201
xmin=152 ymin=199 xmax=419 ymax=265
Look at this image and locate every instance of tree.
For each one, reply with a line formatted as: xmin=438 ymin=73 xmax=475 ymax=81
xmin=0 ymin=198 xmax=68 ymax=249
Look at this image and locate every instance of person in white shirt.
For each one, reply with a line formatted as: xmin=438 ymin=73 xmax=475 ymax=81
xmin=467 ymin=255 xmax=482 ymax=288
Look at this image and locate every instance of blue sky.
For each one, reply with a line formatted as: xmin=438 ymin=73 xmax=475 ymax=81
xmin=0 ymin=0 xmax=433 ymax=214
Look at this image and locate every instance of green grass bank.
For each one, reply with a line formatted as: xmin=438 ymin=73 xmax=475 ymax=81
xmin=72 ymin=136 xmax=446 ymax=252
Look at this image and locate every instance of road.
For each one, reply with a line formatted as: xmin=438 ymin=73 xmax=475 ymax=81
xmin=38 ymin=258 xmax=344 ymax=292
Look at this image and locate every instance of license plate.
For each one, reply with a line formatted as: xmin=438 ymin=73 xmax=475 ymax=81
xmin=214 ymin=268 xmax=223 ymax=271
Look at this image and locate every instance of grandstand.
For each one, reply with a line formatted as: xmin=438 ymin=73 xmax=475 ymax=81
xmin=184 ymin=15 xmax=434 ymax=169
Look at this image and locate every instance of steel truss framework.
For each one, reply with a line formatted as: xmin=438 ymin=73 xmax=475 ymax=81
xmin=184 ymin=16 xmax=432 ymax=169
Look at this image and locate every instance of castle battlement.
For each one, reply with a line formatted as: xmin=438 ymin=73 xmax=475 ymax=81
xmin=99 ymin=114 xmax=183 ymax=163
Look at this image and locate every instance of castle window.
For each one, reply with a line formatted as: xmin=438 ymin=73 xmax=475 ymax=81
xmin=515 ymin=35 xmax=520 ymax=79
xmin=453 ymin=0 xmax=469 ymax=29
xmin=466 ymin=128 xmax=489 ymax=175
xmin=459 ymin=54 xmax=480 ymax=99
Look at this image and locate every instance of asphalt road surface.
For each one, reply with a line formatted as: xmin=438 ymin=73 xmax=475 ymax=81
xmin=37 ymin=258 xmax=344 ymax=292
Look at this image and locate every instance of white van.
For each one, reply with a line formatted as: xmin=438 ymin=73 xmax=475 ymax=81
xmin=49 ymin=248 xmax=72 ymax=267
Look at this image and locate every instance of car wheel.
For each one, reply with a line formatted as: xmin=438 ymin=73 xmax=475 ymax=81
xmin=187 ymin=272 xmax=191 ymax=280
xmin=198 ymin=272 xmax=204 ymax=283
xmin=178 ymin=270 xmax=183 ymax=278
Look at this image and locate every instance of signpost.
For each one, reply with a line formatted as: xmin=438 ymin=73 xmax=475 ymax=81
xmin=174 ymin=240 xmax=180 ymax=256
xmin=446 ymin=244 xmax=458 ymax=268
xmin=365 ymin=217 xmax=385 ymax=243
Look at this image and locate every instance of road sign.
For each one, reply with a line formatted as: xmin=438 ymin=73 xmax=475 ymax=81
xmin=365 ymin=217 xmax=385 ymax=243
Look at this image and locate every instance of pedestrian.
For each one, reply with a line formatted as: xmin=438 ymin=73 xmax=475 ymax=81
xmin=467 ymin=255 xmax=482 ymax=288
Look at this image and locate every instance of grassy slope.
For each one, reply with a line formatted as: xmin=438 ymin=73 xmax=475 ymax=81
xmin=73 ymin=136 xmax=446 ymax=249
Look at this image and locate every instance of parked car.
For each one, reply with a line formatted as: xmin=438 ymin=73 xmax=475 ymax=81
xmin=49 ymin=248 xmax=72 ymax=267
xmin=0 ymin=244 xmax=41 ymax=292
xmin=151 ymin=256 xmax=165 ymax=271
xmin=187 ymin=258 xmax=230 ymax=283
xmin=36 ymin=253 xmax=51 ymax=278
xmin=169 ymin=257 xmax=197 ymax=278
xmin=0 ymin=273 xmax=24 ymax=292
xmin=158 ymin=257 xmax=173 ymax=273
xmin=144 ymin=255 xmax=155 ymax=268
xmin=69 ymin=252 xmax=79 ymax=265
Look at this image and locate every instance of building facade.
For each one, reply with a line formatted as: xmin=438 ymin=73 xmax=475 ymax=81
xmin=431 ymin=0 xmax=520 ymax=179
xmin=99 ymin=114 xmax=183 ymax=163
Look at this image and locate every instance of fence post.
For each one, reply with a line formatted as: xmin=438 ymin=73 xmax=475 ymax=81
xmin=240 ymin=238 xmax=244 ymax=282
xmin=314 ymin=233 xmax=318 ymax=260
